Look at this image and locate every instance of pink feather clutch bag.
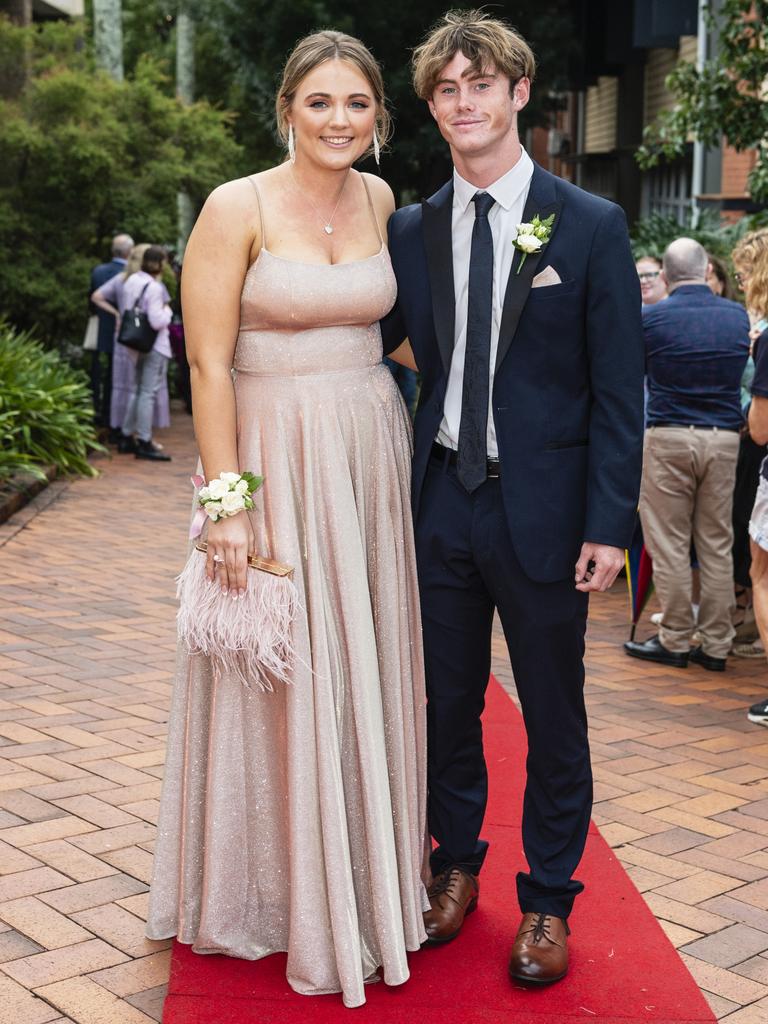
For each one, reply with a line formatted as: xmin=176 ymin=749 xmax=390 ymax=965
xmin=176 ymin=542 xmax=299 ymax=692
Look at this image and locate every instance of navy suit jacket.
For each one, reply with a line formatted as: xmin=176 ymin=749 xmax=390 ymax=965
xmin=90 ymin=258 xmax=125 ymax=353
xmin=381 ymin=163 xmax=645 ymax=583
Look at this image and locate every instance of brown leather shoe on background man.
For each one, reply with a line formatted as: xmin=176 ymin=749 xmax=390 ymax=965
xmin=423 ymin=866 xmax=479 ymax=944
xmin=508 ymin=912 xmax=570 ymax=985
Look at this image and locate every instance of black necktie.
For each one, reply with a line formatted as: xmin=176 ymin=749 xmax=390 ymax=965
xmin=457 ymin=191 xmax=495 ymax=493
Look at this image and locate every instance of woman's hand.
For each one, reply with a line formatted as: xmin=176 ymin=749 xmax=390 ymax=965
xmin=205 ymin=514 xmax=255 ymax=597
xmin=91 ymin=289 xmax=120 ymax=320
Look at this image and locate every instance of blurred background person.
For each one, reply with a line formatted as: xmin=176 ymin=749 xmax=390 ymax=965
xmin=91 ymin=243 xmax=171 ymax=450
xmin=733 ymin=230 xmax=768 ymax=722
xmin=168 ymin=256 xmax=192 ymax=415
xmin=707 ymin=253 xmax=738 ymax=301
xmin=89 ymin=232 xmax=134 ymax=437
xmin=637 ymin=254 xmax=667 ymax=308
xmin=625 ymin=238 xmax=749 ymax=672
xmin=118 ymin=245 xmax=173 ymax=462
xmin=706 ymin=251 xmax=762 ymax=653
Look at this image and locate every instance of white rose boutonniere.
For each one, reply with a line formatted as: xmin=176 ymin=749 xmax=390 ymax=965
xmin=513 ymin=212 xmax=555 ymax=275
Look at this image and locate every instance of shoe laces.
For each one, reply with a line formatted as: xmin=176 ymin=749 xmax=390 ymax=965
xmin=429 ymin=867 xmax=473 ymax=905
xmin=522 ymin=913 xmax=569 ymax=946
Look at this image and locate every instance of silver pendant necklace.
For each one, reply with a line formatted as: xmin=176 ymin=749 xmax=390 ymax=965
xmin=291 ymin=168 xmax=350 ymax=235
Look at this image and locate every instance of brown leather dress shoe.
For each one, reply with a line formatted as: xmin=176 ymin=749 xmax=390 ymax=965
xmin=423 ymin=866 xmax=479 ymax=944
xmin=508 ymin=912 xmax=570 ymax=985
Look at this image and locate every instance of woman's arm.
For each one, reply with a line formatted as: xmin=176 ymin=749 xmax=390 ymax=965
xmin=146 ymin=282 xmax=173 ymax=332
xmin=91 ymin=275 xmax=120 ymax=320
xmin=183 ymin=178 xmax=261 ymax=595
xmin=387 ymin=339 xmax=417 ymax=371
xmin=749 ymin=396 xmax=768 ymax=446
xmin=362 ymin=175 xmax=419 ymax=373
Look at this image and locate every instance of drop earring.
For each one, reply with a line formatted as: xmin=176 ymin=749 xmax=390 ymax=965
xmin=373 ymin=131 xmax=380 ymax=167
xmin=288 ymin=124 xmax=296 ymax=163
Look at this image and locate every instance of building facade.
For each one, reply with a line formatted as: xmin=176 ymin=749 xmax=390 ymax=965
xmin=526 ymin=0 xmax=759 ymax=227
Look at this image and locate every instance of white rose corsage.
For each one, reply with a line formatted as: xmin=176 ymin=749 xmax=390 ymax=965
xmin=189 ymin=471 xmax=263 ymax=537
xmin=513 ymin=213 xmax=555 ymax=274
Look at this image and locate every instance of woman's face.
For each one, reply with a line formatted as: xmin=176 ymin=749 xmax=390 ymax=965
xmin=733 ymin=261 xmax=751 ymax=297
xmin=706 ymin=263 xmax=724 ymax=295
xmin=636 ymin=258 xmax=666 ymax=305
xmin=288 ymin=59 xmax=377 ymax=171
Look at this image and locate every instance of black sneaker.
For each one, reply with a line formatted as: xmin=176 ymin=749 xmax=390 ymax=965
xmin=747 ymin=698 xmax=768 ymax=726
xmin=135 ymin=439 xmax=171 ymax=462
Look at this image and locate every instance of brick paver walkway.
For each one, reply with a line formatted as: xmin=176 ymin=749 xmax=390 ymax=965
xmin=1 ymin=407 xmax=767 ymax=1023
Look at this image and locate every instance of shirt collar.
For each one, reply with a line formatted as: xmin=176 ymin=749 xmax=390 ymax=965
xmin=453 ymin=147 xmax=534 ymax=215
xmin=113 ymin=257 xmax=127 ymax=265
xmin=669 ymin=284 xmax=711 ymax=297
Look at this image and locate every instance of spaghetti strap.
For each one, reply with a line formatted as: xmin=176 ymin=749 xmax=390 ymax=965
xmin=360 ymin=174 xmax=383 ymax=247
xmin=247 ymin=175 xmax=267 ymax=249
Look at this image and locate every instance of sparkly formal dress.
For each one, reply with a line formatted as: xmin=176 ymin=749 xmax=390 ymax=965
xmin=146 ymin=178 xmax=429 ymax=1008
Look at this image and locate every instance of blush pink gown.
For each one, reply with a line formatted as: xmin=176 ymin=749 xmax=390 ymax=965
xmin=146 ymin=178 xmax=429 ymax=1008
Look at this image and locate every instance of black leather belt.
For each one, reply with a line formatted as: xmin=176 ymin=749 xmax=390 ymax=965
xmin=649 ymin=423 xmax=740 ymax=433
xmin=431 ymin=442 xmax=501 ymax=478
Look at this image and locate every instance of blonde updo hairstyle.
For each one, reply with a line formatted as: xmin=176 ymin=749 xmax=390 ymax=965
xmin=733 ymin=228 xmax=768 ymax=320
xmin=275 ymin=30 xmax=392 ymax=160
xmin=123 ymin=243 xmax=150 ymax=279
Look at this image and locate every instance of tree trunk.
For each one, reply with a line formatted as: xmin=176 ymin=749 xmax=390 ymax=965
xmin=176 ymin=4 xmax=196 ymax=257
xmin=0 ymin=0 xmax=32 ymax=96
xmin=3 ymin=0 xmax=32 ymax=26
xmin=92 ymin=0 xmax=124 ymax=82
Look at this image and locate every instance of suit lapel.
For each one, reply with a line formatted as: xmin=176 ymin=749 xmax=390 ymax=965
xmin=495 ymin=165 xmax=563 ymax=371
xmin=422 ymin=181 xmax=455 ymax=375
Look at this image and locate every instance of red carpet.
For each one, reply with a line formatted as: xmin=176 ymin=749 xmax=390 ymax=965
xmin=162 ymin=677 xmax=716 ymax=1024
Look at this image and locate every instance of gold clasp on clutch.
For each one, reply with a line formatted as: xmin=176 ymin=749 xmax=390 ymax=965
xmin=194 ymin=541 xmax=294 ymax=578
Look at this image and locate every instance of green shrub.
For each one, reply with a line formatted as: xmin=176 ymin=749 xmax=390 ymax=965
xmin=631 ymin=209 xmax=768 ymax=263
xmin=0 ymin=319 xmax=102 ymax=484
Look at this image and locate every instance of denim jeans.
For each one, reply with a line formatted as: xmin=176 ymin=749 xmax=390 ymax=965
xmin=121 ymin=349 xmax=169 ymax=442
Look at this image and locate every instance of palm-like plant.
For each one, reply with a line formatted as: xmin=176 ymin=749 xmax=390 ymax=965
xmin=0 ymin=320 xmax=103 ymax=484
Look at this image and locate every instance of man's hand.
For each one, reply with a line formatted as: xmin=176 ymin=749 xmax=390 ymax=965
xmin=575 ymin=542 xmax=624 ymax=593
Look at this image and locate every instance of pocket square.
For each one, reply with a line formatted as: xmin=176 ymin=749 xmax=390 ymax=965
xmin=531 ymin=266 xmax=562 ymax=288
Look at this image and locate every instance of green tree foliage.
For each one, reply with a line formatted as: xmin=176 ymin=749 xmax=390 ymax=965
xmin=0 ymin=16 xmax=242 ymax=348
xmin=118 ymin=1 xmax=578 ymax=200
xmin=637 ymin=0 xmax=768 ymax=203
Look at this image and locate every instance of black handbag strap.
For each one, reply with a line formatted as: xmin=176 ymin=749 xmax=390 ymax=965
xmin=131 ymin=282 xmax=152 ymax=314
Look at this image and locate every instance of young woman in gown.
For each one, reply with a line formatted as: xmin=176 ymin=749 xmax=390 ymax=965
xmin=145 ymin=31 xmax=428 ymax=1008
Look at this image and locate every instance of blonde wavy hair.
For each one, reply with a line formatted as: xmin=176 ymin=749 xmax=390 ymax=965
xmin=275 ymin=31 xmax=391 ymax=158
xmin=412 ymin=8 xmax=536 ymax=101
xmin=733 ymin=228 xmax=768 ymax=320
xmin=123 ymin=243 xmax=149 ymax=279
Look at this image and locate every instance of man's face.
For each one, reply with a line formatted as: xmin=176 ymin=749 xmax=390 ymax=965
xmin=427 ymin=51 xmax=528 ymax=160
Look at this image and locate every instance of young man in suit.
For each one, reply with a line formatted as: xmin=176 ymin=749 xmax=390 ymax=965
xmin=382 ymin=10 xmax=644 ymax=984
xmin=89 ymin=232 xmax=133 ymax=434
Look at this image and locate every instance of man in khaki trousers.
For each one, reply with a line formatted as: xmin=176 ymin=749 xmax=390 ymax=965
xmin=625 ymin=239 xmax=750 ymax=672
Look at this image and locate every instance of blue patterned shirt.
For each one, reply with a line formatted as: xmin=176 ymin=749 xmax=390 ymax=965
xmin=643 ymin=285 xmax=749 ymax=430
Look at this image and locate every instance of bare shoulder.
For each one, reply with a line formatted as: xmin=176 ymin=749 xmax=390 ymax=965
xmin=201 ymin=175 xmax=259 ymax=223
xmin=189 ymin=173 xmax=274 ymax=260
xmin=361 ymin=172 xmax=396 ymax=218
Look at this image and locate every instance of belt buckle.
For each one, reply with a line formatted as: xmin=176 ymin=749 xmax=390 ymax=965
xmin=486 ymin=460 xmax=500 ymax=479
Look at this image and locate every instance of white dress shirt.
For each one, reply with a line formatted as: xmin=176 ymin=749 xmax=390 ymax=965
xmin=437 ymin=147 xmax=534 ymax=457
